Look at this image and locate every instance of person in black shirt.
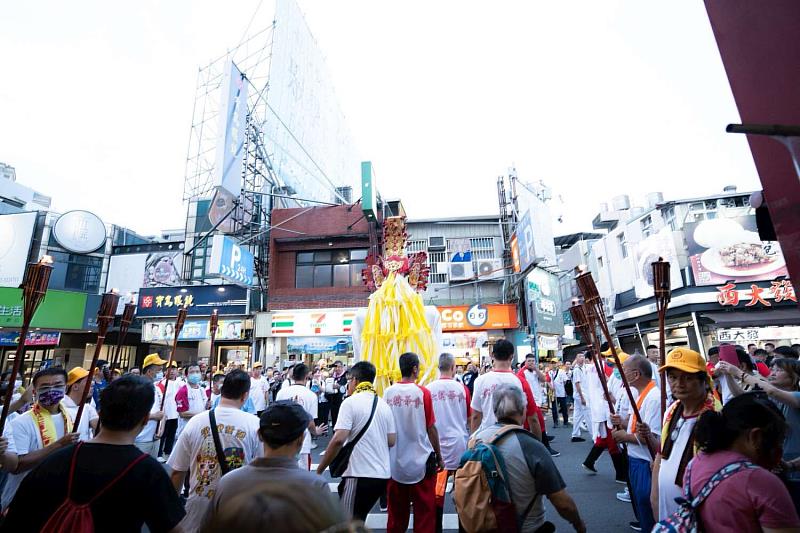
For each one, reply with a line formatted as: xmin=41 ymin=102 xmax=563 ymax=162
xmin=461 ymin=362 xmax=479 ymax=396
xmin=2 ymin=375 xmax=185 ymax=533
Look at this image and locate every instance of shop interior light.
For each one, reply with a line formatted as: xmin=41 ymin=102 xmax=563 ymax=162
xmin=180 ymin=288 xmax=188 ymax=293
xmin=217 ymin=287 xmax=226 ymax=292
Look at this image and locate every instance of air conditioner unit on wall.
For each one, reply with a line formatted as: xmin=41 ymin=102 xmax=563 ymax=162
xmin=477 ymin=259 xmax=504 ymax=279
xmin=428 ymin=236 xmax=445 ymax=250
xmin=449 ymin=262 xmax=474 ymax=281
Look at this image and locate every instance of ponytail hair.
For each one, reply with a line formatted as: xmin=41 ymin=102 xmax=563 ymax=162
xmin=695 ymin=393 xmax=786 ymax=455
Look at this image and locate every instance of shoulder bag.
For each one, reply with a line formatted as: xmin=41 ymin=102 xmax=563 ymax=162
xmin=329 ymin=394 xmax=379 ymax=477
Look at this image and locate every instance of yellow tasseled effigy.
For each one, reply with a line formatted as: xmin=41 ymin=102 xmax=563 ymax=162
xmin=359 ymin=272 xmax=437 ymax=396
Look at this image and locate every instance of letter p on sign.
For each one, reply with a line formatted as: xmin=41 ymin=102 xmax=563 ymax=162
xmin=231 ymin=244 xmax=241 ymax=268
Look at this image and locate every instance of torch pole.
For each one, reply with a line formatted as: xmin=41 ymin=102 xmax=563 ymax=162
xmin=209 ymin=310 xmax=219 ymax=370
xmin=74 ymin=291 xmax=120 ymax=429
xmin=110 ymin=302 xmax=136 ymax=374
xmin=0 ymin=257 xmax=53 ymax=434
xmin=160 ymin=307 xmax=188 ymax=411
xmin=570 ymin=303 xmax=616 ymax=416
xmin=653 ymin=258 xmax=672 ymax=418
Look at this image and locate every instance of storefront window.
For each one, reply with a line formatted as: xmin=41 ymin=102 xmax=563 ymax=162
xmin=48 ymin=251 xmax=102 ymax=293
xmin=295 ymin=249 xmax=369 ymax=288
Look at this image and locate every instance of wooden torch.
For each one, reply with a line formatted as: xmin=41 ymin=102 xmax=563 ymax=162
xmin=74 ymin=290 xmax=120 ymax=429
xmin=209 ymin=310 xmax=219 ymax=370
xmin=569 ymin=302 xmax=616 ymax=417
xmin=109 ymin=300 xmax=136 ymax=375
xmin=0 ymin=256 xmax=53 ymax=434
xmin=652 ymin=258 xmax=672 ymax=417
xmin=159 ymin=306 xmax=188 ymax=410
xmin=575 ymin=270 xmax=643 ymax=426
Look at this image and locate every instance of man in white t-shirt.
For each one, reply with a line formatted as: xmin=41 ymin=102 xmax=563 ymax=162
xmin=1 ymin=367 xmax=79 ymax=510
xmin=471 ymin=340 xmax=543 ymax=441
xmin=134 ymin=354 xmax=166 ymax=458
xmin=519 ymin=353 xmax=546 ymax=407
xmin=570 ymin=353 xmax=589 ymax=443
xmin=384 ymin=352 xmax=444 ymax=533
xmin=62 ymin=367 xmax=99 ymax=441
xmin=275 ymin=363 xmax=326 ymax=470
xmin=611 ymin=354 xmax=661 ymax=533
xmin=548 ymin=361 xmax=569 ymax=427
xmin=168 ymin=369 xmax=262 ymax=533
xmin=175 ymin=364 xmax=208 ymax=440
xmin=427 ymin=353 xmax=470 ymax=472
xmin=157 ymin=362 xmax=183 ymax=461
xmin=316 ymin=361 xmax=396 ymax=521
xmin=249 ymin=362 xmax=268 ymax=416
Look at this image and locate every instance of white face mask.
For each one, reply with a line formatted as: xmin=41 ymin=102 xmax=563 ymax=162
xmin=155 ymin=371 xmax=164 ymax=381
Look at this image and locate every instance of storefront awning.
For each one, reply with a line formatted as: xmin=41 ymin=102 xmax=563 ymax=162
xmin=704 ymin=309 xmax=800 ymax=328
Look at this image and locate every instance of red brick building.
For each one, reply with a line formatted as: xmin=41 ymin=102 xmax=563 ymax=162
xmin=267 ymin=204 xmax=375 ymax=310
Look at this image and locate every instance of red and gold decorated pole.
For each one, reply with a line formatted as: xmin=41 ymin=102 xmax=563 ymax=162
xmin=159 ymin=306 xmax=188 ymax=411
xmin=0 ymin=256 xmax=53 ymax=434
xmin=652 ymin=258 xmax=672 ymax=417
xmin=110 ymin=301 xmax=136 ymax=375
xmin=74 ymin=291 xmax=120 ymax=429
xmin=209 ymin=310 xmax=219 ymax=370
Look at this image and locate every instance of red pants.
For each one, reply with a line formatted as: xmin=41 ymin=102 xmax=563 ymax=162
xmin=387 ymin=475 xmax=436 ymax=533
xmin=595 ymin=427 xmax=620 ymax=455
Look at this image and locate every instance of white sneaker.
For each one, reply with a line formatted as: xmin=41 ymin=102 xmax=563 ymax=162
xmin=310 ymin=441 xmax=318 ymax=450
xmin=157 ymin=456 xmax=167 ymax=464
xmin=616 ymin=487 xmax=631 ymax=503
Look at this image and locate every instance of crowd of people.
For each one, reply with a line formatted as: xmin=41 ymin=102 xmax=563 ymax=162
xmin=0 ymin=338 xmax=796 ymax=532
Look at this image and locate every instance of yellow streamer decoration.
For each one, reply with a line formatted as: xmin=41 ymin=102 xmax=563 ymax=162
xmin=360 ymin=272 xmax=437 ymax=396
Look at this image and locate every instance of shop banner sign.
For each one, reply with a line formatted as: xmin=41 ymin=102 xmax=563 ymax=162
xmin=0 ymin=288 xmax=87 ymax=329
xmin=437 ymin=304 xmax=518 ymax=332
xmin=271 ymin=309 xmax=357 ymax=337
xmin=136 ymin=285 xmax=247 ymax=317
xmin=214 ymin=60 xmax=248 ymax=197
xmin=0 ymin=331 xmax=61 ymax=346
xmin=287 ymin=336 xmax=352 ymax=355
xmin=208 ymin=235 xmax=254 ymax=286
xmin=718 ymin=326 xmax=800 ymax=343
xmin=526 ymin=269 xmax=563 ymax=336
xmin=143 ymin=318 xmax=243 ymax=342
xmin=0 ymin=212 xmax=37 ymax=288
xmin=716 ymin=279 xmax=795 ymax=308
xmin=685 ymin=215 xmax=788 ymax=286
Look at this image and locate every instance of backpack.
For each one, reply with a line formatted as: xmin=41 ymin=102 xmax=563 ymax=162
xmin=653 ymin=459 xmax=756 ymax=533
xmin=454 ymin=425 xmax=531 ymax=533
xmin=41 ymin=442 xmax=148 ymax=533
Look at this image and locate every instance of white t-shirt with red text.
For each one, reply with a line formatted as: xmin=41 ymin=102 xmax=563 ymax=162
xmin=384 ymin=382 xmax=435 ymax=484
xmin=427 ymin=378 xmax=470 ymax=470
xmin=470 ymin=370 xmax=529 ymax=432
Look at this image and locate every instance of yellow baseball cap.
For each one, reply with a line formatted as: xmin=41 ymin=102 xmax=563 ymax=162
xmin=602 ymin=348 xmax=629 ymax=365
xmin=213 ymin=370 xmax=225 ymax=377
xmin=660 ymin=348 xmax=707 ymax=375
xmin=168 ymin=361 xmax=178 ymax=368
xmin=142 ymin=353 xmax=167 ymax=368
xmin=253 ymin=362 xmax=263 ymax=368
xmin=67 ymin=368 xmax=89 ymax=387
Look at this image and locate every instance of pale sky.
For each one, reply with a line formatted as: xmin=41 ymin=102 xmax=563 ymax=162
xmin=0 ymin=1 xmax=760 ymax=237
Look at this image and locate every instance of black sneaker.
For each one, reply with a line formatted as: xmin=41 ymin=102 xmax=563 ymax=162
xmin=548 ymin=448 xmax=561 ymax=457
xmin=582 ymin=462 xmax=597 ymax=474
xmin=571 ymin=437 xmax=586 ymax=442
xmin=629 ymin=521 xmax=642 ymax=531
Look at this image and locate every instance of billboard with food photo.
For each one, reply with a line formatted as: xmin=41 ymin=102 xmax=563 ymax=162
xmin=684 ymin=215 xmax=787 ymax=286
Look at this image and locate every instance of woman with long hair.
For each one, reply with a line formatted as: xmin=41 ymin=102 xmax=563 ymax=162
xmin=684 ymin=393 xmax=800 ymax=532
xmin=744 ymin=357 xmax=800 ymax=512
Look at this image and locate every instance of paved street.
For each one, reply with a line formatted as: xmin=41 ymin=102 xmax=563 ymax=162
xmin=312 ymin=417 xmax=635 ymax=532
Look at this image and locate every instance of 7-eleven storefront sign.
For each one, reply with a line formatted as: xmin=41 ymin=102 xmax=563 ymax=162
xmin=271 ymin=309 xmax=358 ymax=337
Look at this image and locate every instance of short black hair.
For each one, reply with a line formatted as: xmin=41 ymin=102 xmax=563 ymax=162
xmin=525 ymin=353 xmax=536 ymax=361
xmin=708 ymin=346 xmax=720 ymax=357
xmin=292 ymin=363 xmax=309 ymax=382
xmin=492 ymin=339 xmax=514 ymax=361
xmin=99 ymin=376 xmax=155 ymax=431
xmin=33 ymin=367 xmax=67 ymax=387
xmin=646 ymin=345 xmax=658 ymax=351
xmin=213 ymin=373 xmax=225 ymax=384
xmin=185 ymin=363 xmax=200 ymax=373
xmin=748 ymin=344 xmax=756 ymax=348
xmin=399 ymin=353 xmax=420 ymax=378
xmin=765 ymin=342 xmax=775 ymax=349
xmin=754 ymin=349 xmax=768 ymax=358
xmin=221 ymin=369 xmax=251 ymax=400
xmin=776 ymin=346 xmax=799 ymax=359
xmin=349 ymin=361 xmax=376 ymax=384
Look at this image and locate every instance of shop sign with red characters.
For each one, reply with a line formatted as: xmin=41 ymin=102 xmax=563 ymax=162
xmin=716 ymin=279 xmax=796 ymax=308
